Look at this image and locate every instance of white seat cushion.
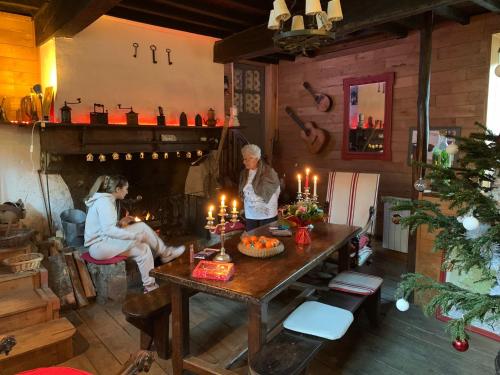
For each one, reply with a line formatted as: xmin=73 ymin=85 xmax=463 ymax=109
xmin=328 ymin=271 xmax=383 ymax=295
xmin=283 ymin=301 xmax=354 ymax=340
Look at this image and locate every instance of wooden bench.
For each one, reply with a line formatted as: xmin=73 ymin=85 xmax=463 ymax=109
xmin=122 ymin=284 xmax=171 ymax=359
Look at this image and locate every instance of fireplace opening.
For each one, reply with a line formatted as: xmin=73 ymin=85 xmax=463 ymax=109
xmin=44 ymin=153 xmax=210 ymax=238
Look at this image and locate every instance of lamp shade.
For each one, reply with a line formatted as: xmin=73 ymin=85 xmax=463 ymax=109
xmin=291 ymin=15 xmax=305 ymax=31
xmin=273 ymin=0 xmax=291 ymax=21
xmin=267 ymin=9 xmax=280 ymax=30
xmin=306 ymin=0 xmax=322 ymax=16
xmin=316 ymin=12 xmax=332 ymax=31
xmin=327 ymin=0 xmax=343 ymax=22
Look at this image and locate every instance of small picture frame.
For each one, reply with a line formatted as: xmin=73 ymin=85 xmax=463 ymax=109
xmin=407 ymin=127 xmax=461 ymax=166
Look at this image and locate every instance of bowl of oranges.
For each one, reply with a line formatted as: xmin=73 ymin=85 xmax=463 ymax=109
xmin=237 ymin=235 xmax=284 ymax=258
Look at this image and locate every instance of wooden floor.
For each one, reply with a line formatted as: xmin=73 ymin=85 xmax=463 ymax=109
xmin=60 ymin=244 xmax=498 ymax=375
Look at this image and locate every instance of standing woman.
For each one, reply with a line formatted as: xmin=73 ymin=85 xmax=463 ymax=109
xmin=239 ymin=145 xmax=280 ymax=231
xmin=84 ymin=175 xmax=184 ymax=293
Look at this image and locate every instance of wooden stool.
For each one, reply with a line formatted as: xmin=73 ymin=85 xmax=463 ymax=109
xmin=81 ymin=252 xmax=127 ymax=304
xmin=122 ymin=285 xmax=171 ymax=359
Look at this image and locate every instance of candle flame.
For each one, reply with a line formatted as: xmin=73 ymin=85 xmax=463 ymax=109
xmin=145 ymin=212 xmax=151 ymax=221
xmin=314 ymin=175 xmax=318 ymax=181
xmin=306 ymin=168 xmax=310 ymax=175
xmin=297 ymin=174 xmax=301 ymax=179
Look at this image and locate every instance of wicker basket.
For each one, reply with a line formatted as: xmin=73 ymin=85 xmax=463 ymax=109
xmin=2 ymin=253 xmax=43 ymax=273
xmin=237 ymin=242 xmax=285 ymax=258
xmin=0 ymin=228 xmax=34 ymax=249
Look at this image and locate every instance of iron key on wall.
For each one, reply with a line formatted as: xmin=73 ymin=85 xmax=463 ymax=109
xmin=150 ymin=44 xmax=157 ymax=64
xmin=166 ymin=48 xmax=173 ymax=65
xmin=132 ymin=42 xmax=139 ymax=58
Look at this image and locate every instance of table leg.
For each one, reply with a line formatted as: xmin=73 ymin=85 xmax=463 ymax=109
xmin=247 ymin=302 xmax=268 ymax=365
xmin=338 ymin=243 xmax=351 ymax=272
xmin=171 ymin=283 xmax=190 ymax=375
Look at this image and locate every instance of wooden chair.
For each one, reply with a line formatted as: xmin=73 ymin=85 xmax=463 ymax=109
xmin=122 ymin=284 xmax=171 ymax=359
xmin=325 ymin=171 xmax=380 ymax=267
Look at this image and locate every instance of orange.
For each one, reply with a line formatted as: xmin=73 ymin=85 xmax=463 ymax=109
xmin=265 ymin=240 xmax=274 ymax=248
xmin=250 ymin=236 xmax=258 ymax=242
xmin=254 ymin=242 xmax=264 ymax=249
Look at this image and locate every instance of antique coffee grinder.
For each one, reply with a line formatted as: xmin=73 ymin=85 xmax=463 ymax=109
xmin=60 ymin=98 xmax=81 ymax=124
xmin=90 ymin=103 xmax=108 ymax=125
xmin=118 ymin=104 xmax=139 ymax=126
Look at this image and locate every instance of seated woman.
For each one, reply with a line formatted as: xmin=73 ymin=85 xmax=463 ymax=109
xmin=84 ymin=175 xmax=184 ymax=293
xmin=239 ymin=144 xmax=280 ymax=231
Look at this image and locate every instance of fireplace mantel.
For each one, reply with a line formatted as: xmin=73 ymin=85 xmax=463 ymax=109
xmin=39 ymin=123 xmax=224 ymax=154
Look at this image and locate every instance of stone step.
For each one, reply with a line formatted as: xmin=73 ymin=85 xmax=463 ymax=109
xmin=0 ymin=266 xmax=48 ymax=293
xmin=0 ymin=317 xmax=75 ymax=375
xmin=0 ymin=288 xmax=60 ymax=333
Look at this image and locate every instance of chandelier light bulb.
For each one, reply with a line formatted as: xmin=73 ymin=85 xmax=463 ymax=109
xmin=327 ymin=0 xmax=343 ymax=22
xmin=267 ymin=9 xmax=280 ymax=30
xmin=306 ymin=0 xmax=322 ymax=16
xmin=291 ymin=15 xmax=305 ymax=31
xmin=316 ymin=12 xmax=332 ymax=31
xmin=273 ymin=0 xmax=291 ymax=22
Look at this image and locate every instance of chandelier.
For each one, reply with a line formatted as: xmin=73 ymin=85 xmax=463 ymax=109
xmin=268 ymin=0 xmax=343 ymax=56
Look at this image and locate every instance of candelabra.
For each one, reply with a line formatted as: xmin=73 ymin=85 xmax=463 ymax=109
xmin=205 ymin=200 xmax=239 ymax=262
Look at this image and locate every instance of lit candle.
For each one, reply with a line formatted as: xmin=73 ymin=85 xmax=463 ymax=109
xmin=313 ymin=175 xmax=318 ymax=196
xmin=232 ymin=200 xmax=237 ymax=212
xmin=297 ymin=174 xmax=302 ymax=193
xmin=305 ymin=168 xmax=310 ymax=188
xmin=208 ymin=205 xmax=214 ymax=219
xmin=221 ymin=195 xmax=226 ymax=207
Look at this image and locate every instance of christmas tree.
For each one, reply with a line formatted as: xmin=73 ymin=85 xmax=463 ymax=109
xmin=394 ymin=124 xmax=499 ymax=352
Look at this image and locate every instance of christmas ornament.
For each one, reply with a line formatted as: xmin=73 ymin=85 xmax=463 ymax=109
xmin=176 ymin=151 xmax=181 ymax=158
xmin=414 ymin=178 xmax=427 ymax=192
xmin=396 ymin=298 xmax=409 ymax=312
xmin=452 ymin=338 xmax=469 ymax=352
xmin=98 ymin=154 xmax=106 ymax=162
xmin=163 ymin=152 xmax=169 ymax=159
xmin=140 ymin=152 xmax=145 ymax=159
xmin=196 ymin=150 xmax=203 ymax=157
xmin=86 ymin=153 xmax=94 ymax=162
xmin=151 ymin=152 xmax=159 ymax=160
xmin=112 ymin=152 xmax=119 ymax=160
xmin=125 ymin=153 xmax=133 ymax=161
xmin=446 ymin=143 xmax=459 ymax=155
xmin=463 ymin=216 xmax=479 ymax=231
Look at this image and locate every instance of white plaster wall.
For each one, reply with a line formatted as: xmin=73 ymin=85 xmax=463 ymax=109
xmin=0 ymin=125 xmax=73 ymax=235
xmin=51 ymin=16 xmax=224 ymax=125
xmin=486 ymin=33 xmax=500 ymax=134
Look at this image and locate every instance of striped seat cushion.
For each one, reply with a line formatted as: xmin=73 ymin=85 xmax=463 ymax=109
xmin=283 ymin=301 xmax=354 ymax=340
xmin=328 ymin=271 xmax=383 ymax=295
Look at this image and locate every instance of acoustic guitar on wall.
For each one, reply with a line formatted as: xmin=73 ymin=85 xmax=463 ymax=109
xmin=285 ymin=106 xmax=328 ymax=154
xmin=303 ymin=81 xmax=333 ymax=112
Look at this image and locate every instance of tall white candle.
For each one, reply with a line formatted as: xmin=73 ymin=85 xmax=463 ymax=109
xmin=297 ymin=174 xmax=302 ymax=193
xmin=221 ymin=195 xmax=225 ymax=207
xmin=208 ymin=205 xmax=214 ymax=219
xmin=313 ymin=176 xmax=318 ymax=196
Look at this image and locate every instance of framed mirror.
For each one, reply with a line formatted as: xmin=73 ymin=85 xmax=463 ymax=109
xmin=342 ymin=72 xmax=395 ymax=160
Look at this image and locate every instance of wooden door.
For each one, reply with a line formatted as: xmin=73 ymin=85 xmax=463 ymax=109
xmin=234 ymin=64 xmax=266 ymax=150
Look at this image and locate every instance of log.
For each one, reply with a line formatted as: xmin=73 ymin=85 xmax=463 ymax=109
xmin=47 ymin=253 xmax=76 ymax=307
xmin=64 ymin=252 xmax=89 ymax=307
xmin=73 ymin=251 xmax=96 ymax=298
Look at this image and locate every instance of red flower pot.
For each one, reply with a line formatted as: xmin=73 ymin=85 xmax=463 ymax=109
xmin=295 ymin=226 xmax=311 ymax=245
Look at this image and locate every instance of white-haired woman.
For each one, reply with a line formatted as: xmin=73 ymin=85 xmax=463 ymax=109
xmin=239 ymin=145 xmax=281 ymax=231
xmin=84 ymin=175 xmax=185 ymax=293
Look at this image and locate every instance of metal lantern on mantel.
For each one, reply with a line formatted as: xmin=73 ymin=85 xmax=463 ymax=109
xmin=268 ymin=0 xmax=343 ymax=56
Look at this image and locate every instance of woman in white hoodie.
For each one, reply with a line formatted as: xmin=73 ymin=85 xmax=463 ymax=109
xmin=84 ymin=175 xmax=184 ymax=292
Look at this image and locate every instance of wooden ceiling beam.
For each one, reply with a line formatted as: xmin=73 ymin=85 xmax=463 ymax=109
xmin=0 ymin=0 xmax=43 ymax=15
xmin=149 ymin=0 xmax=254 ymax=27
xmin=107 ymin=7 xmax=229 ymax=38
xmin=34 ymin=0 xmax=122 ymax=46
xmin=207 ymin=0 xmax=268 ymax=16
xmin=434 ymin=6 xmax=470 ymax=24
xmin=115 ymin=3 xmax=236 ymax=33
xmin=371 ymin=23 xmax=409 ymax=38
xmin=214 ymin=0 xmax=465 ymax=63
xmin=470 ymin=0 xmax=500 ymax=12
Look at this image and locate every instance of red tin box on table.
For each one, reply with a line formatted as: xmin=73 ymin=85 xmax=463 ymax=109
xmin=191 ymin=260 xmax=235 ymax=281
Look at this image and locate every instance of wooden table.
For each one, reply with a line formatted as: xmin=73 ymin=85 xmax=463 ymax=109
xmin=151 ymin=222 xmax=360 ymax=375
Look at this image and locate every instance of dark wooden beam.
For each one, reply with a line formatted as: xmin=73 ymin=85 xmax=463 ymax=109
xmin=107 ymin=7 xmax=229 ymax=39
xmin=115 ymin=3 xmax=236 ymax=34
xmin=434 ymin=6 xmax=470 ymax=24
xmin=34 ymin=0 xmax=121 ymax=46
xmin=415 ymin=12 xmax=433 ymax=185
xmin=208 ymin=0 xmax=268 ymax=16
xmin=150 ymin=0 xmax=254 ymax=27
xmin=470 ymin=0 xmax=500 ymax=12
xmin=214 ymin=0 xmax=465 ymax=63
xmin=0 ymin=0 xmax=42 ymax=15
xmin=372 ymin=23 xmax=409 ymax=38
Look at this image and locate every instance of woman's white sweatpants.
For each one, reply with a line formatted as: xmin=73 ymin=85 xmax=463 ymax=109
xmin=88 ymin=222 xmax=171 ymax=289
